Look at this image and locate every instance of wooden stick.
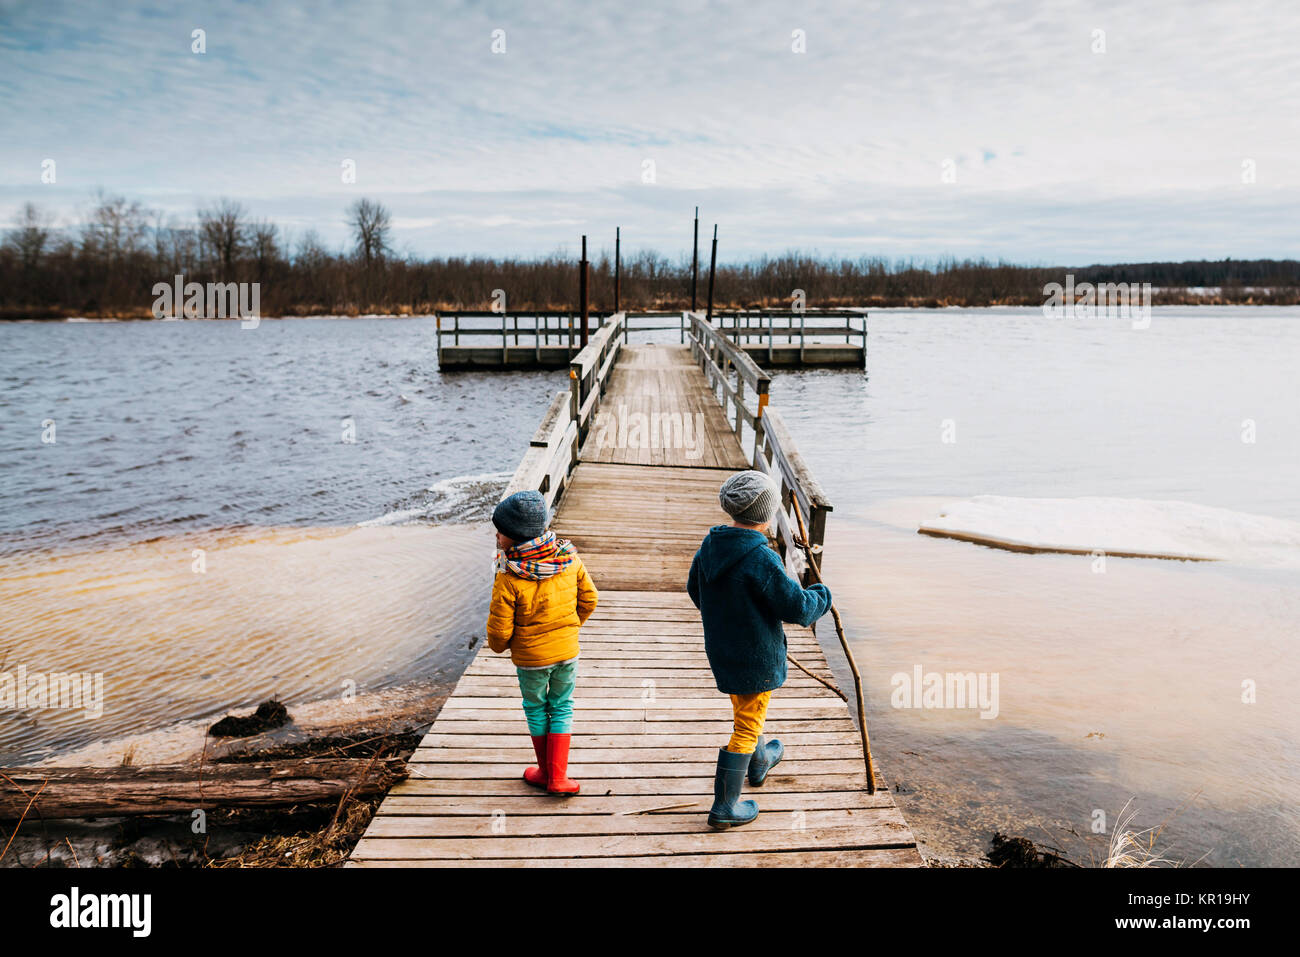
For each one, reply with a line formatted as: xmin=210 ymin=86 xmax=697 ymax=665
xmin=0 ymin=775 xmax=46 ymax=862
xmin=786 ymin=652 xmax=848 ymax=701
xmin=789 ymin=492 xmax=878 ymax=793
xmin=615 ymin=802 xmax=697 ymax=816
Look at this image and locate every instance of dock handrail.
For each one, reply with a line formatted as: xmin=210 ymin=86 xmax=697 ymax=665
xmin=569 ymin=312 xmax=626 ymax=445
xmin=684 ymin=310 xmax=833 ymax=581
xmin=715 ymin=310 xmax=867 ymax=365
xmin=435 ymin=310 xmax=611 ymax=366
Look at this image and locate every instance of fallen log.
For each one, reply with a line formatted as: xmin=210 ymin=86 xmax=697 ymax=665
xmin=0 ymin=757 xmax=408 ymax=821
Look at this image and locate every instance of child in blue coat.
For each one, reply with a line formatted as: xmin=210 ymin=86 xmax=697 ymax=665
xmin=687 ymin=470 xmax=833 ymax=828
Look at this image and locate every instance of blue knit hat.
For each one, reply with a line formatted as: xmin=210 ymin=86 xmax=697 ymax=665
xmin=492 ymin=490 xmax=549 ymax=543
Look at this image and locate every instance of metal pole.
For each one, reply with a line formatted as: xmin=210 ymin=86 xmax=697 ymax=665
xmin=705 ymin=224 xmax=717 ymax=324
xmin=691 ymin=206 xmax=699 ymax=311
xmin=614 ymin=227 xmax=621 ymax=314
xmin=579 ymin=234 xmax=589 ymax=348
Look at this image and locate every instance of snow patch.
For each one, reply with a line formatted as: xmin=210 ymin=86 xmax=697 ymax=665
xmin=918 ymin=496 xmax=1300 ymax=566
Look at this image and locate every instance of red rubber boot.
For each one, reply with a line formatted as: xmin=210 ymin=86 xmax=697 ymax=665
xmin=523 ymin=735 xmax=548 ymax=788
xmin=546 ymin=733 xmax=580 ymax=794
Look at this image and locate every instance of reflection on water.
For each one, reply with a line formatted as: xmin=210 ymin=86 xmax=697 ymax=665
xmin=0 ymin=523 xmax=495 ymax=764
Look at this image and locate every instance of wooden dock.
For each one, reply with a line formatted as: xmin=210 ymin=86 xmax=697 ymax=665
xmin=350 ymin=314 xmax=919 ymax=867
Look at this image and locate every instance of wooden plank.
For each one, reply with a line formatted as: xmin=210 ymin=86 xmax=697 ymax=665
xmin=374 ymin=789 xmax=895 ymax=816
xmin=404 ymin=760 xmax=869 ymax=777
xmin=351 ymin=823 xmax=915 ymax=860
xmin=363 ymin=806 xmax=904 ymax=838
xmin=424 ymin=719 xmax=861 ymax=735
xmin=410 ymin=745 xmax=868 ymax=763
xmin=383 ymin=773 xmax=879 ymax=797
xmin=349 ymin=847 xmax=922 ymax=867
xmin=416 ymin=731 xmax=864 ymax=748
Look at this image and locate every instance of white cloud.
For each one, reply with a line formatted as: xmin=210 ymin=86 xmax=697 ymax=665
xmin=1 ymin=0 xmax=1296 ymax=261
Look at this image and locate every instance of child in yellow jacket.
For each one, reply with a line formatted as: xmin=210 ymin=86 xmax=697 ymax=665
xmin=487 ymin=490 xmax=598 ymax=794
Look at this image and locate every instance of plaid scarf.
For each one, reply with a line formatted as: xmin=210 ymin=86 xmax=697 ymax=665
xmin=495 ymin=530 xmax=576 ymax=581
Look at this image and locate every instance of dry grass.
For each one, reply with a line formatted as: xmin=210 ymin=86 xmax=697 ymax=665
xmin=1103 ymin=793 xmax=1205 ymax=868
xmin=205 ymin=793 xmax=382 ymax=868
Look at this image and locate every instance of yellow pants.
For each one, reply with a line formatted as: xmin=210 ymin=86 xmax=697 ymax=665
xmin=726 ymin=691 xmax=772 ymax=753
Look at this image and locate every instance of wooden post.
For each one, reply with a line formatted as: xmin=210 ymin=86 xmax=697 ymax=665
xmin=569 ymin=366 xmax=581 ymax=434
xmin=706 ymin=224 xmax=717 ymax=324
xmin=614 ymin=227 xmax=621 ymax=314
xmin=579 ymin=235 xmax=590 ymax=348
xmin=735 ymin=376 xmax=745 ymax=437
xmin=691 ymin=207 xmax=699 ymax=311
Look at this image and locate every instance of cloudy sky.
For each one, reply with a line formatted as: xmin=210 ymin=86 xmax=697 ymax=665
xmin=1 ymin=0 xmax=1296 ymax=264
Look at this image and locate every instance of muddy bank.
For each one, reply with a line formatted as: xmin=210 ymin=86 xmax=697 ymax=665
xmin=0 ymin=682 xmax=453 ymax=868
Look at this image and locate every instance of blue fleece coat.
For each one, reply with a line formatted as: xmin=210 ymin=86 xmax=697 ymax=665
xmin=686 ymin=525 xmax=833 ymax=695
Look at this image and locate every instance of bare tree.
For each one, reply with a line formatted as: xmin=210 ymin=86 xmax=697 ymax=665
xmin=82 ymin=191 xmax=150 ymax=263
xmin=6 ymin=202 xmax=53 ymax=269
xmin=348 ymin=198 xmax=391 ymax=266
xmin=198 ymin=198 xmax=247 ymax=275
xmin=249 ymin=219 xmax=280 ymax=278
xmin=294 ymin=228 xmax=330 ymax=270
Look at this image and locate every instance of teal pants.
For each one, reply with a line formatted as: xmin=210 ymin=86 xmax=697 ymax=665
xmin=516 ymin=659 xmax=578 ymax=736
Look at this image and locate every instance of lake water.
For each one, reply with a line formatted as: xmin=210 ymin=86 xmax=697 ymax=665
xmin=1 ymin=309 xmax=1296 ymax=866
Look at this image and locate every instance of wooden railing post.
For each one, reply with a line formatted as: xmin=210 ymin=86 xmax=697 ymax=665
xmin=734 ymin=376 xmax=745 ymax=437
xmin=569 ymin=365 xmax=581 ymax=439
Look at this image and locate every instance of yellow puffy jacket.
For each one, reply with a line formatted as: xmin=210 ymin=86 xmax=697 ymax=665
xmin=486 ymin=558 xmax=599 ymax=667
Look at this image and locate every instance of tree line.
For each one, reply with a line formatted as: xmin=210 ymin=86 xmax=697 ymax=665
xmin=3 ymin=193 xmax=1298 ymax=318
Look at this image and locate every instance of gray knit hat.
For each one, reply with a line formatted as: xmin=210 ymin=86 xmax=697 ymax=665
xmin=719 ymin=470 xmax=779 ymax=525
xmin=493 ymin=490 xmax=549 ymax=543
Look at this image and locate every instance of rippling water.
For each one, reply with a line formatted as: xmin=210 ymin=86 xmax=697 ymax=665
xmin=1 ymin=309 xmax=1296 ymax=867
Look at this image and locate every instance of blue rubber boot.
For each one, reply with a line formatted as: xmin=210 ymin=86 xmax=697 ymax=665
xmin=707 ymin=748 xmax=759 ymax=829
xmin=747 ymin=735 xmax=784 ymax=786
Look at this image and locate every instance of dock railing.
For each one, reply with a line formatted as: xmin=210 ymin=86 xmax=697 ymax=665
xmin=500 ymin=313 xmax=626 ymax=510
xmin=569 ymin=312 xmax=626 ymax=447
xmin=684 ymin=311 xmax=833 ymax=581
xmin=435 ymin=310 xmax=612 ymax=366
xmin=714 ymin=309 xmax=867 ymax=364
